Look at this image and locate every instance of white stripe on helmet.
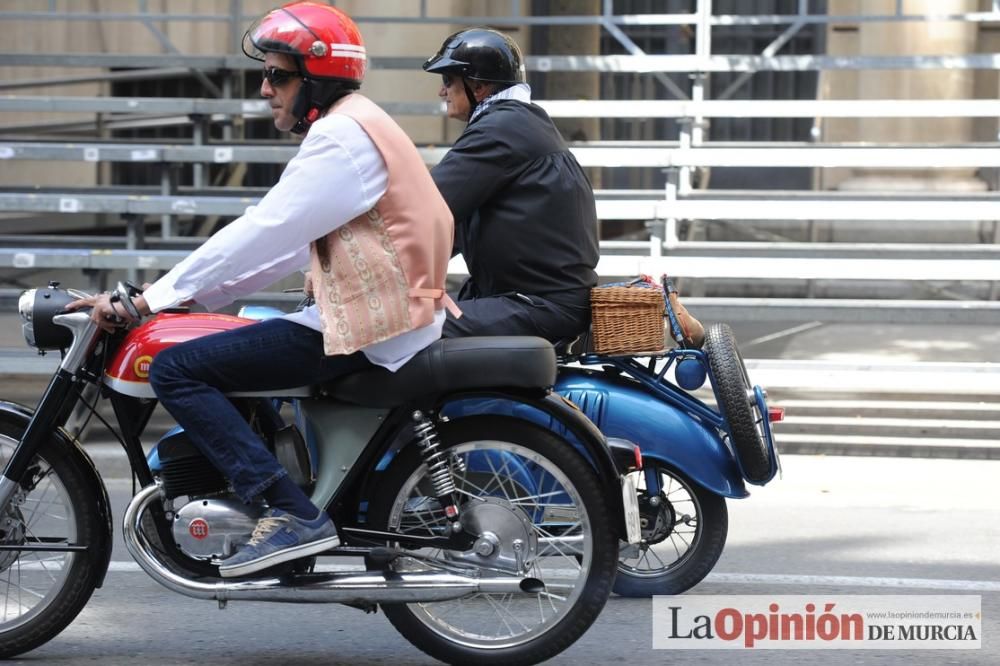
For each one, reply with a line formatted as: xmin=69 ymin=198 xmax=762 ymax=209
xmin=330 ymin=50 xmax=367 ymax=60
xmin=329 ymin=43 xmax=366 ymax=53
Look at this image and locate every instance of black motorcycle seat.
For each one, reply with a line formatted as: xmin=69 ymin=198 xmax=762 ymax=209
xmin=324 ymin=336 xmax=557 ymax=407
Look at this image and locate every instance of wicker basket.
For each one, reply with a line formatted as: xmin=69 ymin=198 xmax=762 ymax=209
xmin=590 ymin=286 xmax=666 ymax=354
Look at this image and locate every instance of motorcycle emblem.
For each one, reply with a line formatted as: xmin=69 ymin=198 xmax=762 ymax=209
xmin=133 ymin=354 xmax=153 ymax=379
xmin=188 ymin=518 xmax=209 ymax=540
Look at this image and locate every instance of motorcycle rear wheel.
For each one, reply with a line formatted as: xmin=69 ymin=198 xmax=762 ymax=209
xmin=704 ymin=323 xmax=771 ymax=482
xmin=613 ymin=463 xmax=727 ymax=597
xmin=368 ymin=416 xmax=618 ymax=666
xmin=0 ymin=423 xmax=106 ymax=659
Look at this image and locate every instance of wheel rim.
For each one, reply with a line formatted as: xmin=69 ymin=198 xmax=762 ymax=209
xmin=385 ymin=440 xmax=593 ymax=649
xmin=617 ymin=465 xmax=702 ymax=579
xmin=736 ymin=346 xmax=769 ymax=456
xmin=0 ymin=435 xmax=78 ymax=632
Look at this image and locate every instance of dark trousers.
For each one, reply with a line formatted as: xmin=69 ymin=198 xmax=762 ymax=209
xmin=149 ymin=319 xmax=371 ymax=503
xmin=443 ymin=291 xmax=590 ymax=342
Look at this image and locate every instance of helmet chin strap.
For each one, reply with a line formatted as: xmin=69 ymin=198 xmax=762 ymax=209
xmin=462 ymin=80 xmax=479 ymax=121
xmin=289 ymin=78 xmax=357 ymax=135
xmin=289 ymin=79 xmax=318 ymax=135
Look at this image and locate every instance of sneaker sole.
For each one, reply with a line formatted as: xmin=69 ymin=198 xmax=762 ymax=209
xmin=218 ymin=535 xmax=341 ymax=578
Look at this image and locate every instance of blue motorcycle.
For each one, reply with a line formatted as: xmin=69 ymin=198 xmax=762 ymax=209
xmin=226 ymin=300 xmax=781 ymax=598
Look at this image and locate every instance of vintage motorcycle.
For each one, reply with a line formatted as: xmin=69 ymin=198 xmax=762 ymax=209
xmin=0 ymin=282 xmax=640 ymax=664
xmin=240 ymin=280 xmax=783 ymax=600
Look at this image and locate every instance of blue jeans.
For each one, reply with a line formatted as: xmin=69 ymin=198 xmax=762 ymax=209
xmin=149 ymin=319 xmax=372 ymax=503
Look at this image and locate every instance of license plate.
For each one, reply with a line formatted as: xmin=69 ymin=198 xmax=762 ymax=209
xmin=621 ymin=473 xmax=642 ymax=545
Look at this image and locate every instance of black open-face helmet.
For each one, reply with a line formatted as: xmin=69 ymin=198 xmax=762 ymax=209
xmin=424 ymin=28 xmax=525 ymax=121
xmin=423 ymin=28 xmax=526 ymax=86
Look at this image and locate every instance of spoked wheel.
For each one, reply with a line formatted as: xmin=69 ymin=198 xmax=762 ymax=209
xmin=367 ymin=416 xmax=618 ymax=666
xmin=0 ymin=422 xmax=106 ymax=658
xmin=704 ymin=323 xmax=772 ymax=482
xmin=614 ymin=463 xmax=727 ymax=597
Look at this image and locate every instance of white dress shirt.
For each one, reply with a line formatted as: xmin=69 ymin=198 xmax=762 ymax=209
xmin=142 ymin=112 xmax=444 ymax=371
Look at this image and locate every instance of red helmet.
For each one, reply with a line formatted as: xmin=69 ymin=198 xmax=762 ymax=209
xmin=243 ymin=1 xmax=366 ymax=86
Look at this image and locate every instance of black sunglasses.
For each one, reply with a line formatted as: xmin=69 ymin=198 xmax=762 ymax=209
xmin=441 ymin=74 xmax=456 ymax=87
xmin=263 ymin=66 xmax=300 ymax=87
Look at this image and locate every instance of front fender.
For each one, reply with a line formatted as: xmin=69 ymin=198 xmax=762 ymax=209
xmin=0 ymin=400 xmax=115 ymax=587
xmin=556 ymin=369 xmax=748 ymax=498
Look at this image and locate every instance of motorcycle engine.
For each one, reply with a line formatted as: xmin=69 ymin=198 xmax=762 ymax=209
xmin=153 ymin=419 xmax=314 ymax=560
xmin=172 ymin=497 xmax=262 ymax=560
xmin=156 ymin=429 xmax=228 ymax=499
xmin=155 ymin=429 xmax=261 ymax=560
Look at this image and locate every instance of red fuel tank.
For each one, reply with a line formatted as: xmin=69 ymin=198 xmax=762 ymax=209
xmin=104 ymin=312 xmax=253 ymax=398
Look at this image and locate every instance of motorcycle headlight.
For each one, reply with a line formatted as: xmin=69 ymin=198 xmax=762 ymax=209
xmin=18 ymin=289 xmax=35 ymax=324
xmin=18 ymin=289 xmax=37 ymax=347
xmin=18 ymin=287 xmax=77 ymax=350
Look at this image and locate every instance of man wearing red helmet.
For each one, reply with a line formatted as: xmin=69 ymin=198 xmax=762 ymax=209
xmin=70 ymin=1 xmax=455 ymax=578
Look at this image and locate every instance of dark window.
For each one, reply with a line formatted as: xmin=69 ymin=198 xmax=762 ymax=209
xmin=533 ymin=0 xmax=826 ymax=192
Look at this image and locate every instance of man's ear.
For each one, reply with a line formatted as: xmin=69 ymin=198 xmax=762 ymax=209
xmin=472 ymin=81 xmax=494 ymax=102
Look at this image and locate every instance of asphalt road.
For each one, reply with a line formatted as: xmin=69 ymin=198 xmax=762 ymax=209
xmin=3 ymin=454 xmax=996 ymax=665
xmin=1 ymin=311 xmax=998 ymax=663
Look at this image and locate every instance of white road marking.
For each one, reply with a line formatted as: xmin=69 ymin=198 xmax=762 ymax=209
xmin=704 ymin=572 xmax=1000 ymax=592
xmin=741 ymin=321 xmax=823 ymax=348
xmin=79 ymin=563 xmax=1000 ymax=592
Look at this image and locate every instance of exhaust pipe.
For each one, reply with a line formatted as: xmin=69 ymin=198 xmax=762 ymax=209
xmin=123 ymin=484 xmax=539 ymax=604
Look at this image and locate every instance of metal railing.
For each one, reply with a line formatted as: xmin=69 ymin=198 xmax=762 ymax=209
xmin=0 ymin=2 xmax=997 ymax=333
xmin=5 ymin=138 xmax=1000 ymax=168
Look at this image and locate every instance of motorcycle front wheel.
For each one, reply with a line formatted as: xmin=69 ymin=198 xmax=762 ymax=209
xmin=613 ymin=462 xmax=727 ymax=597
xmin=367 ymin=416 xmax=618 ymax=666
xmin=0 ymin=421 xmax=106 ymax=658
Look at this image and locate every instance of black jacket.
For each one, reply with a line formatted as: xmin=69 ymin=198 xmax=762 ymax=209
xmin=431 ymin=100 xmax=599 ymax=308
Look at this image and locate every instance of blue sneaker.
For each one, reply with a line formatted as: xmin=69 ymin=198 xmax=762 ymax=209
xmin=218 ymin=508 xmax=340 ymax=578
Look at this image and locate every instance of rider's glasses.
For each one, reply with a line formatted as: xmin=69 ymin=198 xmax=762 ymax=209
xmin=263 ymin=66 xmax=300 ymax=87
xmin=441 ymin=74 xmax=455 ymax=88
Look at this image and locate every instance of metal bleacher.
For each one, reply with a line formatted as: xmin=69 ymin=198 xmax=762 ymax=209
xmin=1 ymin=0 xmax=999 ymax=417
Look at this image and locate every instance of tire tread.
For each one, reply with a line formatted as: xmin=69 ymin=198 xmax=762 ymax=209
xmin=368 ymin=416 xmax=618 ymax=666
xmin=704 ymin=323 xmax=771 ymax=482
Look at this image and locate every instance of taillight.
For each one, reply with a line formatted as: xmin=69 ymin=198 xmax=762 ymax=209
xmin=768 ymin=406 xmax=785 ymax=423
xmin=633 ymin=445 xmax=643 ymax=470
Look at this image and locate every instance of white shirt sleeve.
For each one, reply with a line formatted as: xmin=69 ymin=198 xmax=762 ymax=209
xmin=143 ymin=114 xmax=388 ymax=313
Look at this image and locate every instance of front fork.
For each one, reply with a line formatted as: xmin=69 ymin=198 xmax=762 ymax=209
xmin=643 ymin=465 xmax=662 ymax=498
xmin=639 ymin=464 xmax=664 ymax=530
xmin=0 ymin=369 xmax=79 ymax=509
xmin=0 ymin=311 xmax=103 ymax=510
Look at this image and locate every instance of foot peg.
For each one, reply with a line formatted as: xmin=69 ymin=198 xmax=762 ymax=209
xmin=365 ymin=546 xmax=405 ymax=568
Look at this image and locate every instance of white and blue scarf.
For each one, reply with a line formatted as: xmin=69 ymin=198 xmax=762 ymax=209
xmin=469 ymin=83 xmax=533 ymax=124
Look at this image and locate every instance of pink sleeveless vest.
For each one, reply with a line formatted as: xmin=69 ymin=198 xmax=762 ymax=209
xmin=309 ymin=94 xmax=457 ymax=356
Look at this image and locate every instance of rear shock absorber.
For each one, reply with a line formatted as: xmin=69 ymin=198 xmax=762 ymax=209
xmin=411 ymin=411 xmax=461 ymax=528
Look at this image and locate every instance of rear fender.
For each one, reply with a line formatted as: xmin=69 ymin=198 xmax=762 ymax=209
xmin=0 ymin=400 xmax=114 ymax=587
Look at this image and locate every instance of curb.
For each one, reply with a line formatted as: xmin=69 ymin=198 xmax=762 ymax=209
xmin=774 ymin=440 xmax=1000 ymax=461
